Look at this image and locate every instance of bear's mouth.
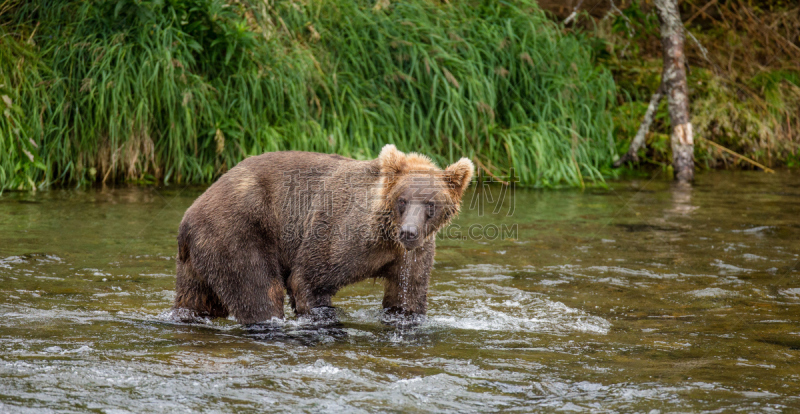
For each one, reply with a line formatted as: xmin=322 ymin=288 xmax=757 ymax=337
xmin=401 ymin=240 xmax=424 ymax=250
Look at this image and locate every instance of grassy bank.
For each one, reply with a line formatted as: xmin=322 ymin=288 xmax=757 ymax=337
xmin=0 ymin=0 xmax=618 ymax=191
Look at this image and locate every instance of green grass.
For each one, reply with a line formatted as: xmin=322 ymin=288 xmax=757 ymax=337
xmin=0 ymin=0 xmax=617 ymax=190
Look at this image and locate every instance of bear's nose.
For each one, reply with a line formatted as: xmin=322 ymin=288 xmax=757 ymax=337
xmin=400 ymin=225 xmax=418 ymax=241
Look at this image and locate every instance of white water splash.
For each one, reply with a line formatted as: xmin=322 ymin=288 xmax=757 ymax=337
xmin=292 ymin=360 xmax=346 ymax=376
xmin=429 ymin=284 xmax=611 ymax=335
xmin=732 ymin=226 xmax=774 ymax=234
xmin=687 ymin=288 xmax=739 ymax=298
xmin=780 ymin=288 xmax=800 ymax=299
xmin=711 ymin=260 xmax=753 ymax=274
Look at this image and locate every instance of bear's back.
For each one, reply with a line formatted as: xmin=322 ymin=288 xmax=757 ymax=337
xmin=180 ymin=151 xmax=377 ymax=248
xmin=238 ymin=150 xmax=354 ymax=177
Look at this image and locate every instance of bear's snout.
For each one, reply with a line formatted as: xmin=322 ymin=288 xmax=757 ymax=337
xmin=400 ymin=224 xmax=419 ymax=242
xmin=398 ymin=222 xmax=425 ymax=250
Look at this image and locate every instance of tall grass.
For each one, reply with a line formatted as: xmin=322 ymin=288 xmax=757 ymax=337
xmin=0 ymin=0 xmax=617 ymax=190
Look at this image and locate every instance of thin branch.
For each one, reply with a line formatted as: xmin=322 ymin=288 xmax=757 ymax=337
xmin=703 ymin=139 xmax=776 ymax=173
xmin=608 ymin=0 xmax=633 ymax=38
xmin=738 ymin=2 xmax=800 ymax=59
xmin=684 ymin=0 xmax=718 ymax=26
xmin=563 ymin=0 xmax=586 ymax=25
xmin=686 ymin=30 xmax=711 ymax=64
xmin=613 ymin=82 xmax=665 ymax=168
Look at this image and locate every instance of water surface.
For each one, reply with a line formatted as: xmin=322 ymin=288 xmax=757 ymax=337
xmin=1 ymin=171 xmax=799 ymax=412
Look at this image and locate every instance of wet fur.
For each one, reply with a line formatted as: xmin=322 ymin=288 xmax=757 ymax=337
xmin=174 ymin=145 xmax=473 ymax=324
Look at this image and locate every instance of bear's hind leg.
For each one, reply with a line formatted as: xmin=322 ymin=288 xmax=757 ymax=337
xmin=214 ymin=251 xmax=286 ymax=325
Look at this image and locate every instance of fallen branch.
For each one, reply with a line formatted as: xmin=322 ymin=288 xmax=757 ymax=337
xmin=686 ymin=30 xmax=711 ymax=64
xmin=613 ymin=82 xmax=664 ymax=168
xmin=703 ymin=139 xmax=775 ymax=173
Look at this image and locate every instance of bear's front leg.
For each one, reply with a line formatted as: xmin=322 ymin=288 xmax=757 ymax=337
xmin=382 ymin=241 xmax=435 ymax=315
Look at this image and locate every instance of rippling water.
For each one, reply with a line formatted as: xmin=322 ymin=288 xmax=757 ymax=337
xmin=1 ymin=171 xmax=799 ymax=412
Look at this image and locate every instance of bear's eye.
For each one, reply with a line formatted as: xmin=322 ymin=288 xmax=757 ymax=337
xmin=397 ymin=198 xmax=406 ymax=213
xmin=426 ymin=201 xmax=435 ymax=218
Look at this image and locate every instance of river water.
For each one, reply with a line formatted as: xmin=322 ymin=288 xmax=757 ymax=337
xmin=1 ymin=171 xmax=798 ymax=412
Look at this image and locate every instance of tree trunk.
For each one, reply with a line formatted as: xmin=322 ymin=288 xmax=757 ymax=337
xmin=655 ymin=0 xmax=694 ymax=182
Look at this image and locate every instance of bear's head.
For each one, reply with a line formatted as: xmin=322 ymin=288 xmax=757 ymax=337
xmin=376 ymin=144 xmax=474 ymax=251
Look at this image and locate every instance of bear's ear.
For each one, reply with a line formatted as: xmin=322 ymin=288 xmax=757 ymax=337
xmin=378 ymin=144 xmax=406 ymax=176
xmin=444 ymin=158 xmax=474 ymax=200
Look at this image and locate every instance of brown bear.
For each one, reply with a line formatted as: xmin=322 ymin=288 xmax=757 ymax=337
xmin=173 ymin=144 xmax=473 ymax=325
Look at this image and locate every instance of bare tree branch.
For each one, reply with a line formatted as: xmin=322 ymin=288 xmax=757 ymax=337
xmin=686 ymin=30 xmax=711 ymax=64
xmin=563 ymin=0 xmax=586 ymax=25
xmin=613 ymin=83 xmax=664 ymax=168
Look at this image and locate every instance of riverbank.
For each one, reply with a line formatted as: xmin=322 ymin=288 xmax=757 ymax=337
xmin=1 ymin=0 xmax=797 ymax=191
xmin=0 ymin=0 xmax=616 ymax=190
